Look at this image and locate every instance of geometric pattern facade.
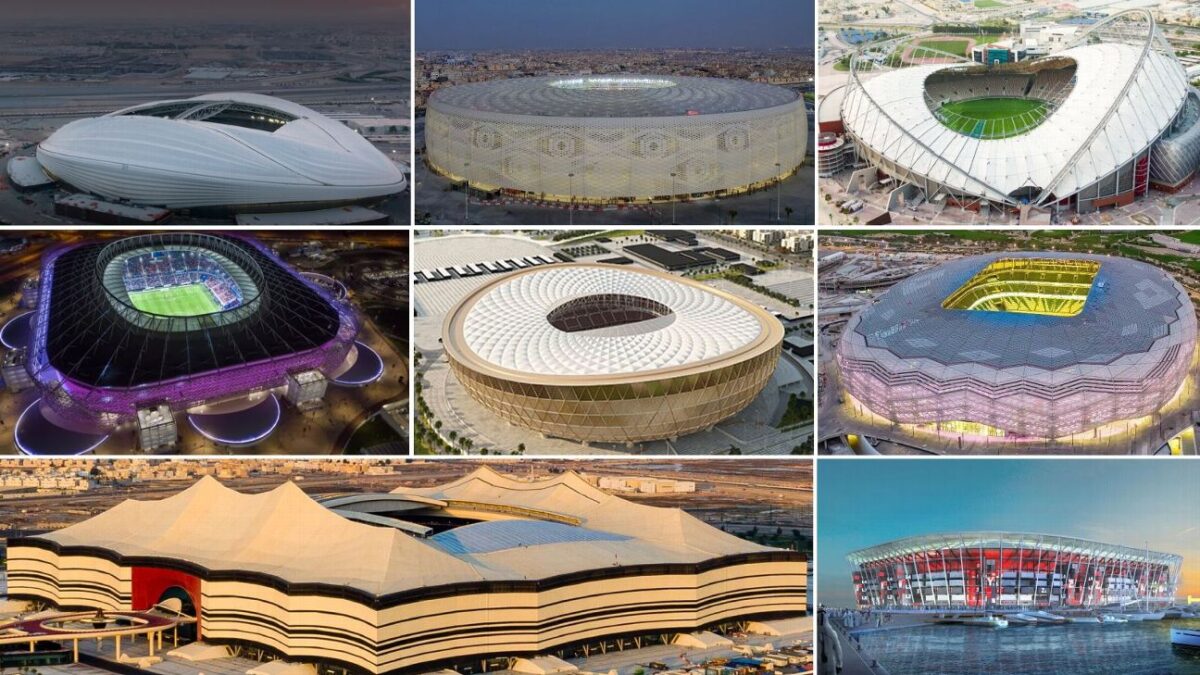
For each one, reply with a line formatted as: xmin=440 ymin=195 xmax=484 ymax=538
xmin=444 ymin=264 xmax=784 ymax=443
xmin=836 ymin=252 xmax=1197 ymax=439
xmin=849 ymin=532 xmax=1182 ymax=611
xmin=449 ymin=346 xmax=780 ymax=444
xmin=841 ymin=10 xmax=1191 ymax=210
xmin=425 ymin=75 xmax=806 ymax=203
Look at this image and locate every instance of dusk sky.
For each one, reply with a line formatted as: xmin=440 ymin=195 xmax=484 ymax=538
xmin=4 ymin=0 xmax=407 ymax=24
xmin=417 ymin=0 xmax=813 ymax=51
xmin=818 ymin=460 xmax=1200 ymax=608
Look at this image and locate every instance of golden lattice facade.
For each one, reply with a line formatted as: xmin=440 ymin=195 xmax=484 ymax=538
xmin=443 ymin=264 xmax=785 ymax=444
xmin=448 ymin=346 xmax=781 ymax=444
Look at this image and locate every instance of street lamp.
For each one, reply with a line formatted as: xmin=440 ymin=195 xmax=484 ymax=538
xmin=463 ymin=161 xmax=470 ymax=223
xmin=568 ymin=172 xmax=575 ymax=226
xmin=670 ymin=171 xmax=678 ymax=225
xmin=775 ymin=162 xmax=782 ymax=222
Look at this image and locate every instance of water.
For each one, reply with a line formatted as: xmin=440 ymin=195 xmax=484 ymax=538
xmin=855 ymin=619 xmax=1200 ymax=674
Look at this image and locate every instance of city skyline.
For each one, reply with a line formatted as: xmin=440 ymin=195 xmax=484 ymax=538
xmin=1 ymin=0 xmax=407 ymax=23
xmin=417 ymin=0 xmax=814 ymax=50
xmin=818 ymin=460 xmax=1200 ymax=608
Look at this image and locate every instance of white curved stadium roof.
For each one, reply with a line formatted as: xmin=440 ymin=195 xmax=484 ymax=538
xmin=37 ymin=93 xmax=406 ymax=209
xmin=459 ymin=265 xmax=765 ymax=376
xmin=843 ymin=42 xmax=1189 ymax=203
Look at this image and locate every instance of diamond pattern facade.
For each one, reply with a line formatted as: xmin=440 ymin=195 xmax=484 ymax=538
xmin=836 ymin=252 xmax=1197 ymax=439
xmin=444 ymin=264 xmax=784 ymax=444
xmin=425 ymin=75 xmax=806 ymax=204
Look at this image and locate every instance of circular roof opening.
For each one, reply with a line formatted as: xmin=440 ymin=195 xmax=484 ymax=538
xmin=97 ymin=233 xmax=265 ymax=331
xmin=547 ymin=293 xmax=675 ymax=334
xmin=548 ymin=77 xmax=677 ymax=91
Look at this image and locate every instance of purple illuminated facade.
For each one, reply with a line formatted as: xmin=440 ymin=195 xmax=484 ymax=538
xmin=24 ymin=236 xmax=359 ymax=431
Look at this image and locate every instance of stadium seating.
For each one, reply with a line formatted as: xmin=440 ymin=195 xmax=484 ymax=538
xmin=122 ymin=250 xmax=243 ymax=310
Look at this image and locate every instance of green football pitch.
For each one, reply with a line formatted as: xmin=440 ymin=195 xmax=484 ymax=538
xmin=936 ymin=97 xmax=1049 ymax=139
xmin=916 ymin=38 xmax=971 ymax=57
xmin=128 ymin=284 xmax=220 ymax=316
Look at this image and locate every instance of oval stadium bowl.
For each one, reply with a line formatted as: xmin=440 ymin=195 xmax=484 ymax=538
xmin=36 ymin=93 xmax=407 ymax=210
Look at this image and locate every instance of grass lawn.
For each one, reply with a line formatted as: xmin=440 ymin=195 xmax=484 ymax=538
xmin=916 ymin=38 xmax=971 ymax=57
xmin=974 ymin=0 xmax=1003 ymax=7
xmin=128 ymin=284 xmax=219 ymax=316
xmin=1173 ymin=231 xmax=1200 ymax=245
xmin=937 ymin=97 xmax=1049 ymax=138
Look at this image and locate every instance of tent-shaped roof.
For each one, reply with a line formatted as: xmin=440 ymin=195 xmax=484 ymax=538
xmin=30 ymin=470 xmax=771 ymax=597
xmin=37 ymin=477 xmax=481 ymax=595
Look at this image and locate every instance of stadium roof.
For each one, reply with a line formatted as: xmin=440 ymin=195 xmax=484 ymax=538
xmin=429 ymin=75 xmax=799 ymax=118
xmin=849 ymin=531 xmax=1183 ymax=567
xmin=850 ymin=252 xmax=1191 ymax=372
xmin=449 ymin=264 xmax=772 ymax=377
xmin=843 ymin=23 xmax=1189 ymax=204
xmin=29 ymin=468 xmax=770 ymax=596
xmin=36 ymin=234 xmax=353 ymax=388
xmin=36 ymin=93 xmax=406 ymax=209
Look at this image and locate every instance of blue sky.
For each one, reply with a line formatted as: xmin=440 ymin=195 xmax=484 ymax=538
xmin=417 ymin=0 xmax=814 ymax=51
xmin=818 ymin=460 xmax=1200 ymax=608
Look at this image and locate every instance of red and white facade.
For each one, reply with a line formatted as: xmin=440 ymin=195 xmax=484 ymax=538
xmin=850 ymin=532 xmax=1181 ymax=610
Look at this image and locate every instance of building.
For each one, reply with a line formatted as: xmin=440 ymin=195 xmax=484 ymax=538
xmin=838 ymin=11 xmax=1200 ymax=214
xmin=5 ymin=468 xmax=808 ymax=673
xmin=1019 ymin=22 xmax=1081 ymax=54
xmin=850 ymin=532 xmax=1181 ymax=610
xmin=970 ymin=40 xmax=1028 ymax=64
xmin=36 ymin=93 xmax=406 ymax=210
xmin=836 ymin=253 xmax=1196 ymax=440
xmin=443 ymin=264 xmax=784 ymax=444
xmin=425 ymin=75 xmax=806 ymax=204
xmin=8 ymin=233 xmax=382 ymax=454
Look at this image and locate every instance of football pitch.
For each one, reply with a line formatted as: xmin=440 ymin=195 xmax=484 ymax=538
xmin=936 ymin=97 xmax=1049 ymax=139
xmin=128 ymin=284 xmax=220 ymax=316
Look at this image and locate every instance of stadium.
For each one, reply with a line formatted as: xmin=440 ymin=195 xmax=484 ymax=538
xmin=4 ymin=468 xmax=809 ymax=673
xmin=442 ymin=263 xmax=784 ymax=444
xmin=5 ymin=233 xmax=385 ymax=454
xmin=835 ymin=252 xmax=1197 ymax=440
xmin=424 ymin=75 xmax=806 ymax=204
xmin=32 ymin=93 xmax=407 ymax=210
xmin=849 ymin=532 xmax=1181 ymax=611
xmin=839 ymin=10 xmax=1200 ymax=215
